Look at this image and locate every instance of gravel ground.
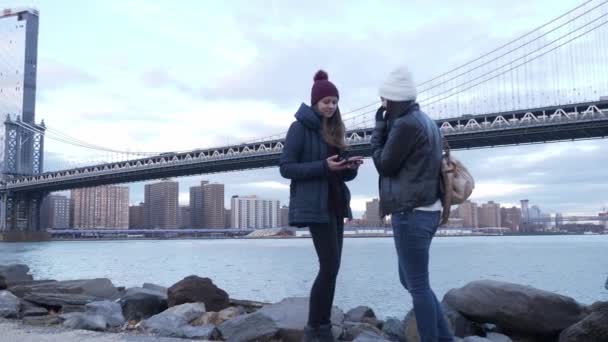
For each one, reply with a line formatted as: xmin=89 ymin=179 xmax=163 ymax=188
xmin=0 ymin=318 xmax=208 ymax=342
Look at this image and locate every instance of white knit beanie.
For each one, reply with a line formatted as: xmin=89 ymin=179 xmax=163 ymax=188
xmin=378 ymin=66 xmax=417 ymax=102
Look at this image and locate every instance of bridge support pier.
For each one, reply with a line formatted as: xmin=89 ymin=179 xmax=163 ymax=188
xmin=0 ymin=192 xmax=49 ymax=242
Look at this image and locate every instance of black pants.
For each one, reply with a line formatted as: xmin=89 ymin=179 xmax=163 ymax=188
xmin=308 ymin=215 xmax=344 ymax=327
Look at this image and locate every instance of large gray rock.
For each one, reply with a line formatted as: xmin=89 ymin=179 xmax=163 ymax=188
xmin=20 ymin=300 xmax=48 ymax=317
xmin=342 ymin=322 xmax=386 ymax=341
xmin=119 ymin=291 xmax=168 ymax=321
xmin=143 ymin=283 xmax=168 ymax=295
xmin=191 ymin=306 xmax=246 ymax=326
xmin=85 ymin=300 xmax=125 ymax=327
xmin=382 ymin=317 xmax=405 ymax=341
xmin=218 ymin=311 xmax=279 ymax=342
xmin=22 ymin=315 xmax=63 ymax=326
xmin=8 ymin=280 xmax=58 ymax=298
xmin=167 ymin=275 xmax=230 ymax=311
xmin=442 ymin=301 xmax=484 ymax=337
xmin=140 ymin=302 xmax=216 ymax=339
xmin=559 ymin=301 xmax=608 ymax=342
xmin=125 ymin=287 xmax=168 ymax=300
xmin=23 ymin=292 xmax=100 ymax=309
xmin=353 ymin=331 xmax=392 ymax=342
xmin=403 ymin=305 xmax=467 ymax=342
xmin=9 ymin=278 xmax=118 ymax=299
xmin=346 ymin=306 xmax=377 ymax=322
xmin=464 ymin=337 xmax=493 ymax=342
xmin=61 ymin=312 xmax=107 ymax=331
xmin=0 ymin=264 xmax=33 ymax=289
xmin=256 ymin=297 xmax=345 ymax=341
xmin=486 ymin=332 xmax=513 ymax=342
xmin=0 ymin=290 xmax=20 ymax=318
xmin=444 ymin=280 xmax=588 ymax=336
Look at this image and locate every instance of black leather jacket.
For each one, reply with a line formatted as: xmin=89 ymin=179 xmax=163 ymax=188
xmin=370 ymin=103 xmax=443 ymax=217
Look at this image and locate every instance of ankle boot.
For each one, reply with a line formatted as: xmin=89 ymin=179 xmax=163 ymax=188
xmin=317 ymin=324 xmax=337 ymax=342
xmin=302 ymin=325 xmax=319 ymax=342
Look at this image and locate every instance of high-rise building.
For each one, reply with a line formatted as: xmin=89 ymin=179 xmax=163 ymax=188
xmin=279 ymin=205 xmax=289 ymax=227
xmin=364 ymin=198 xmax=382 ymax=226
xmin=178 ymin=205 xmax=191 ymax=228
xmin=500 ymin=206 xmax=521 ymax=231
xmin=40 ymin=194 xmax=70 ymax=229
xmin=231 ymin=195 xmax=280 ymax=229
xmin=457 ymin=200 xmax=478 ymax=228
xmin=189 ymin=181 xmax=208 ymax=228
xmin=71 ymin=185 xmax=129 ymax=229
xmin=520 ymin=199 xmax=530 ymax=224
xmin=129 ymin=203 xmax=145 ymax=229
xmin=203 ymin=183 xmax=225 ymax=228
xmin=189 ymin=181 xmax=224 ymax=228
xmin=529 ymin=205 xmax=542 ymax=223
xmin=224 ymin=209 xmax=232 ymax=229
xmin=144 ymin=180 xmax=178 ymax=229
xmin=599 ymin=212 xmax=608 ymax=231
xmin=478 ymin=201 xmax=501 ymax=228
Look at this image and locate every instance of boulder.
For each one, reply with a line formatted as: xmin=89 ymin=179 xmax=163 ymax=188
xmin=346 ymin=306 xmax=377 ymax=323
xmin=61 ymin=312 xmax=107 ymax=331
xmin=23 ymin=292 xmax=100 ymax=309
xmin=10 ymin=278 xmax=117 ymax=300
xmin=85 ymin=300 xmax=125 ymax=327
xmin=382 ymin=317 xmax=405 ymax=341
xmin=167 ymin=275 xmax=229 ymax=311
xmin=218 ymin=311 xmax=279 ymax=342
xmin=404 ymin=303 xmax=478 ymax=341
xmin=342 ymin=322 xmax=386 ymax=341
xmin=125 ymin=287 xmax=168 ymax=300
xmin=255 ymin=297 xmax=344 ymax=341
xmin=191 ymin=306 xmax=246 ymax=326
xmin=0 ymin=290 xmax=20 ymax=318
xmin=442 ymin=301 xmax=484 ymax=337
xmin=486 ymin=332 xmax=513 ymax=342
xmin=22 ymin=315 xmax=63 ymax=326
xmin=142 ymin=283 xmax=168 ymax=295
xmin=353 ymin=331 xmax=392 ymax=342
xmin=0 ymin=264 xmax=33 ymax=289
xmin=140 ymin=303 xmax=217 ymax=339
xmin=8 ymin=280 xmax=58 ymax=298
xmin=119 ymin=291 xmax=168 ymax=321
xmin=20 ymin=300 xmax=48 ymax=317
xmin=559 ymin=301 xmax=608 ymax=342
xmin=464 ymin=337 xmax=493 ymax=342
xmin=444 ymin=280 xmax=587 ymax=336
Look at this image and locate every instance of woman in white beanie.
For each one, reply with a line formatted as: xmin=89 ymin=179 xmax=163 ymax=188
xmin=371 ymin=66 xmax=454 ymax=342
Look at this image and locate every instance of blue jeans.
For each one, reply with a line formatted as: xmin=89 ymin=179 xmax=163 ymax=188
xmin=392 ymin=210 xmax=453 ymax=342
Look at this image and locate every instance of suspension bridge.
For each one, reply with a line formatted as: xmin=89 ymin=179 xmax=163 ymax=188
xmin=1 ymin=1 xmax=608 ymax=240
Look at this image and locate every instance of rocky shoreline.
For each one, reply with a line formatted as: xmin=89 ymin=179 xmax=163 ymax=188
xmin=0 ymin=264 xmax=605 ymax=342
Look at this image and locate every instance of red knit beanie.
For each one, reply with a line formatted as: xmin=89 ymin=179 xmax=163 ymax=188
xmin=310 ymin=70 xmax=339 ymax=106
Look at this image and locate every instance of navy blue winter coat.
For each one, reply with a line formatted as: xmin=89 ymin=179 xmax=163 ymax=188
xmin=279 ymin=103 xmax=357 ymax=227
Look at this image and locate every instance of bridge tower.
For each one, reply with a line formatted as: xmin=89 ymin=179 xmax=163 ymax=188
xmin=0 ymin=8 xmax=47 ymax=241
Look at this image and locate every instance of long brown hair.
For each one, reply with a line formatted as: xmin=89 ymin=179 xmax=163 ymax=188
xmin=320 ymin=107 xmax=346 ymax=149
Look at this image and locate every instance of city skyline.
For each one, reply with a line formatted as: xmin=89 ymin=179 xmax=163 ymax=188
xmin=43 ymin=177 xmax=608 ymax=230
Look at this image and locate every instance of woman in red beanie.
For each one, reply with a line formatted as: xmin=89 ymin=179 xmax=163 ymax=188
xmin=280 ymin=70 xmax=363 ymax=342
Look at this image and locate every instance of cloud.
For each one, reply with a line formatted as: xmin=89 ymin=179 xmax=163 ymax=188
xmin=471 ymin=182 xmax=539 ymax=200
xmin=240 ymin=181 xmax=289 ymax=191
xmin=37 ymin=59 xmax=98 ymax=90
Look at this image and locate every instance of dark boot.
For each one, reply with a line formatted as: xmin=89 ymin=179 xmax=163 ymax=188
xmin=302 ymin=325 xmax=319 ymax=342
xmin=317 ymin=324 xmax=337 ymax=342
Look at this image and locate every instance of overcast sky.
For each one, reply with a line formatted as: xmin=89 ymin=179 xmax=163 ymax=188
xmin=1 ymin=0 xmax=607 ymax=217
